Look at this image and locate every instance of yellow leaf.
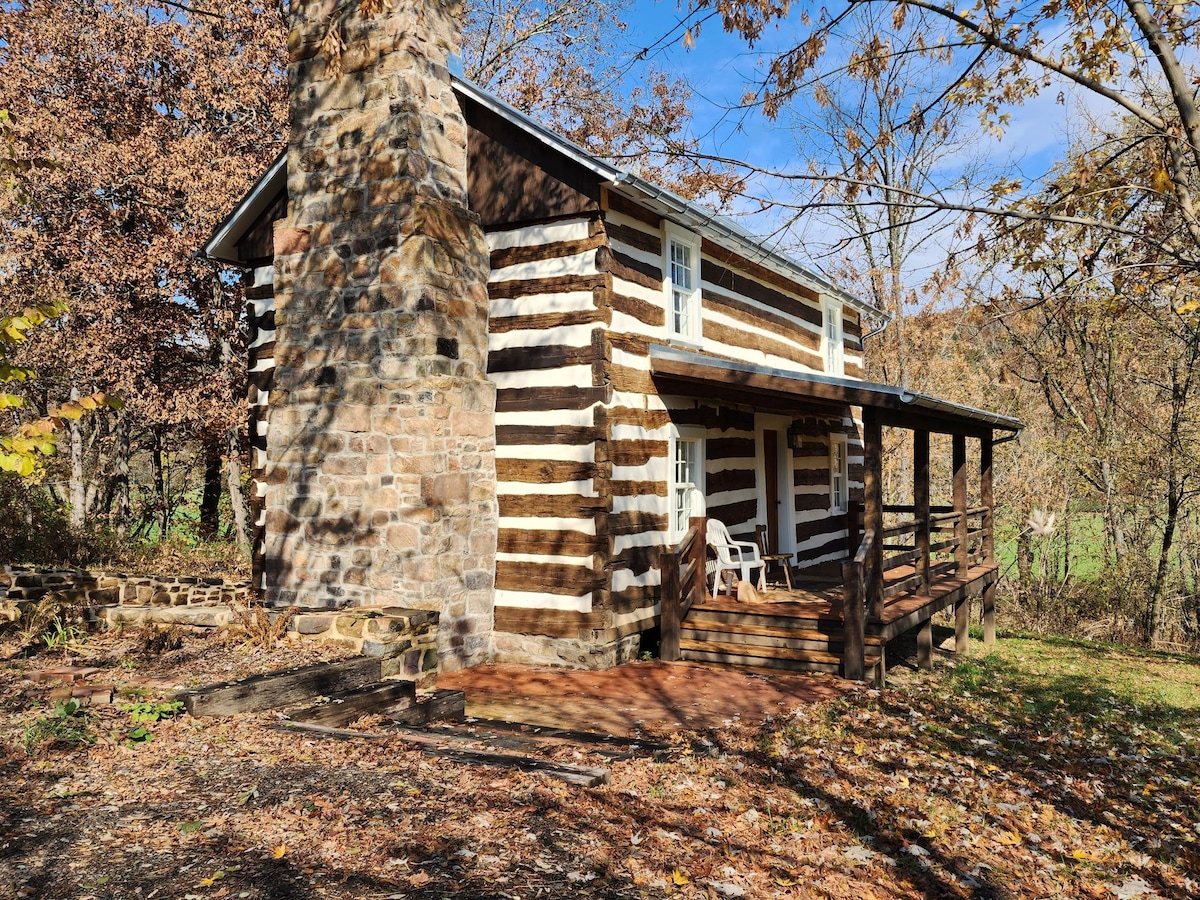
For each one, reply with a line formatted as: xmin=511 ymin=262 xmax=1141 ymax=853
xmin=1151 ymin=167 xmax=1172 ymax=192
xmin=995 ymin=830 xmax=1022 ymax=845
xmin=273 ymin=843 xmax=287 ymax=859
xmin=1071 ymin=848 xmax=1092 ymax=861
xmin=671 ymin=868 xmax=689 ymax=885
xmin=853 ymin=742 xmax=866 ymax=756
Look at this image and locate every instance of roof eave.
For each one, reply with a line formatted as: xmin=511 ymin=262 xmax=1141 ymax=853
xmin=203 ymin=151 xmax=287 ymax=266
xmin=648 ymin=344 xmax=1022 ymax=434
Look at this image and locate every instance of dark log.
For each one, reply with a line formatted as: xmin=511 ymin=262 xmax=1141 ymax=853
xmin=607 ymin=220 xmax=662 ymax=256
xmin=496 ymin=388 xmax=609 ymax=415
xmin=489 ymin=234 xmax=604 ymax=270
xmin=181 ymin=657 xmax=382 ymax=717
xmin=488 ymin=272 xmax=607 ymax=301
xmin=701 ymin=238 xmax=820 ymax=303
xmin=389 ymin=689 xmax=466 ymax=725
xmin=289 ymin=680 xmax=417 ymax=728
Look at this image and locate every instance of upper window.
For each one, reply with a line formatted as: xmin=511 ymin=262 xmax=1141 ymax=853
xmin=830 ymin=433 xmax=848 ymax=514
xmin=823 ymin=299 xmax=844 ymax=376
xmin=670 ymin=429 xmax=705 ymax=539
xmin=664 ymin=223 xmax=701 ymax=344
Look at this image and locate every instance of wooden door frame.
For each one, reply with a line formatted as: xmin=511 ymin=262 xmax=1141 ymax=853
xmin=755 ymin=413 xmax=795 ymax=557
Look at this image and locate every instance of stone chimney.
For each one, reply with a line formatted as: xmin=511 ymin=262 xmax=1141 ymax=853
xmin=265 ymin=0 xmax=497 ymax=670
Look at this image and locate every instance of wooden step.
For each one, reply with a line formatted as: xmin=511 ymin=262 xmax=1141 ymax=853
xmin=687 ymin=606 xmax=835 ymax=632
xmin=682 ymin=617 xmax=886 ymax=647
xmin=679 ymin=643 xmax=882 ymax=676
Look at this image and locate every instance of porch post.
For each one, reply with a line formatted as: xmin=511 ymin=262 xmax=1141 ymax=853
xmin=952 ymin=434 xmax=968 ymax=575
xmin=690 ymin=515 xmax=708 ymax=609
xmin=952 ymin=433 xmax=969 ymax=655
xmin=981 ymin=434 xmax=996 ymax=646
xmin=863 ymin=407 xmax=884 ymax=621
xmin=914 ymin=429 xmax=931 ymax=595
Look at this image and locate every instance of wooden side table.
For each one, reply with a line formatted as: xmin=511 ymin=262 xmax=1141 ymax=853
xmin=760 ymin=552 xmax=793 ymax=591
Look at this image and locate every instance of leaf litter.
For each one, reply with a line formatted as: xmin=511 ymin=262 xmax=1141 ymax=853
xmin=0 ymin=628 xmax=1197 ymax=898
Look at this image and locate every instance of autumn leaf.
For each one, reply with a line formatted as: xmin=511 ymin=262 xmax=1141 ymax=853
xmin=671 ymin=868 xmax=690 ymax=885
xmin=272 ymin=843 xmax=287 ymax=859
xmin=198 ymin=870 xmax=225 ymax=887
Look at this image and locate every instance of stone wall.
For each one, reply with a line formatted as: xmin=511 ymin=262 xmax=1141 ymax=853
xmin=1 ymin=567 xmax=252 ymax=608
xmin=264 ymin=0 xmax=497 ymax=671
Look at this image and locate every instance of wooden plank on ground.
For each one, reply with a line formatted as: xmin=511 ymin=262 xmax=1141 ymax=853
xmin=466 ymin=718 xmax=671 ymax=753
xmin=180 ymin=656 xmax=382 ymax=717
xmin=389 ymin=689 xmax=466 ymax=725
xmin=288 ymin=680 xmax=417 ymax=728
xmin=271 ymin=720 xmax=609 ymax=786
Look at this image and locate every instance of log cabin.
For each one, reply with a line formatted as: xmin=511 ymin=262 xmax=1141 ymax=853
xmin=204 ymin=0 xmax=1020 ymax=679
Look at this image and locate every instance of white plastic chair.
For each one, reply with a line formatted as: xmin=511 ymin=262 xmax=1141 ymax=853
xmin=706 ymin=519 xmax=765 ymax=598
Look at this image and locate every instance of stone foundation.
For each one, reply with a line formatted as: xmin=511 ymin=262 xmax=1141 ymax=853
xmin=490 ymin=631 xmax=644 ymax=671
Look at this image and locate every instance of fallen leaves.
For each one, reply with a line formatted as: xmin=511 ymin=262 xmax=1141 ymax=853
xmin=1 ymin=633 xmax=1198 ymax=898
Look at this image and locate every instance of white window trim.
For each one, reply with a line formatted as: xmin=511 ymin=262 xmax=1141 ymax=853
xmin=663 ymin=222 xmax=702 ymax=346
xmin=823 ymin=298 xmax=845 ymax=376
xmin=669 ymin=425 xmax=706 ymax=541
xmin=829 ymin=433 xmax=849 ymax=515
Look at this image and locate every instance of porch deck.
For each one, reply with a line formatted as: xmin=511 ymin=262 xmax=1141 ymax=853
xmin=696 ymin=563 xmax=998 ymax=638
xmin=673 ymin=564 xmax=998 ymax=680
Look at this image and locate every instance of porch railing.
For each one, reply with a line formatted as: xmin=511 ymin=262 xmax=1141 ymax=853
xmin=660 ymin=515 xmax=707 ymax=662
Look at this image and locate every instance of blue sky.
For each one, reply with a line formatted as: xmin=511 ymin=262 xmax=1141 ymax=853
xmin=608 ymin=1 xmax=1084 ymax=284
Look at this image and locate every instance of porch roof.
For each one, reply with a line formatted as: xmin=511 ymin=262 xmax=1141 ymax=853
xmin=648 ymin=345 xmax=1023 ymax=439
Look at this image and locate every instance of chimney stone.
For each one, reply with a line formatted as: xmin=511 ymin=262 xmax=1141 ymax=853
xmin=265 ymin=0 xmax=496 ymax=670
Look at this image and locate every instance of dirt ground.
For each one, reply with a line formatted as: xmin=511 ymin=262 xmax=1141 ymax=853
xmin=2 ymin=625 xmax=1198 ymax=900
xmin=439 ymin=661 xmax=851 ymax=735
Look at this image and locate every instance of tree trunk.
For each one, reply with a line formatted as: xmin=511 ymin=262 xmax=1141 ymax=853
xmin=152 ymin=431 xmax=169 ymax=539
xmin=1017 ymin=526 xmax=1033 ymax=606
xmin=113 ymin=412 xmax=130 ymax=535
xmin=198 ymin=436 xmax=223 ymax=539
xmin=68 ymin=386 xmax=86 ymax=528
xmin=225 ymin=423 xmax=251 ymax=554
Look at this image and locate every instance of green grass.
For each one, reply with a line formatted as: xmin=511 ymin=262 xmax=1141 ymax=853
xmin=979 ymin=632 xmax=1200 ymax=711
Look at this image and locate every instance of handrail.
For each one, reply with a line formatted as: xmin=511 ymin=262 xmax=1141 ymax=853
xmin=660 ymin=516 xmax=707 ymax=662
xmin=854 ymin=527 xmax=875 ymax=566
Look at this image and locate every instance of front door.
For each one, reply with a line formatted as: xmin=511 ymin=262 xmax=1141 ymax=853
xmin=764 ymin=429 xmax=780 ymax=553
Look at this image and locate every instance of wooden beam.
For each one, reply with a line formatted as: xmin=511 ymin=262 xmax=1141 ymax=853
xmin=863 ymin=406 xmax=884 ymax=621
xmin=289 ymin=681 xmax=416 ymax=728
xmin=983 ymin=580 xmax=997 ymax=647
xmin=841 ymin=557 xmax=865 ymax=681
xmin=180 ymin=657 xmax=382 ymax=717
xmin=660 ymin=547 xmax=682 ymax=662
xmin=981 ymin=432 xmax=995 ymax=564
xmin=390 ymin=689 xmax=466 ymax=726
xmin=955 ymin=597 xmax=970 ymax=655
xmin=917 ymin=619 xmax=933 ymax=670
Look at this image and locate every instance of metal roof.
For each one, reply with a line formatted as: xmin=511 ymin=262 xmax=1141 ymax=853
xmin=202 ymin=69 xmax=885 ymax=328
xmin=648 ymin=344 xmax=1022 ymax=435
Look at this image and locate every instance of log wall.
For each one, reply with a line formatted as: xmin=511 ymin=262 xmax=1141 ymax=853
xmin=486 ymin=216 xmax=632 ymax=667
xmin=245 ymin=263 xmax=275 ymax=592
xmin=595 ymin=191 xmax=867 ymax=638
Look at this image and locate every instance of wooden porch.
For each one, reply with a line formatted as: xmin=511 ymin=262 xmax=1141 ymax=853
xmin=661 ymin=421 xmax=1004 ymax=682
